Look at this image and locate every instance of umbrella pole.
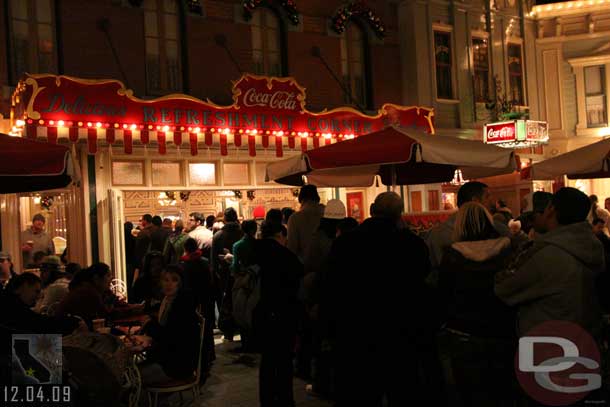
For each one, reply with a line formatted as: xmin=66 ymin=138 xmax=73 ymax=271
xmin=391 ymin=164 xmax=397 ymax=192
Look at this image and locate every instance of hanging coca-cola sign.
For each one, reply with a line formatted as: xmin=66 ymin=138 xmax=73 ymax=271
xmin=484 ymin=121 xmax=516 ymax=144
xmin=484 ymin=120 xmax=549 ymax=148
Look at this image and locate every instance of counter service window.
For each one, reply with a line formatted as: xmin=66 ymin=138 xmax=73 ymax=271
xmin=152 ymin=161 xmax=183 ymax=186
xmin=112 ymin=161 xmax=145 ymax=186
xmin=189 ymin=163 xmax=216 ymax=186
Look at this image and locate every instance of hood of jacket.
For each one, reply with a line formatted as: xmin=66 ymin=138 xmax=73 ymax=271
xmin=451 ymin=237 xmax=511 ymax=262
xmin=538 ymin=221 xmax=605 ymax=272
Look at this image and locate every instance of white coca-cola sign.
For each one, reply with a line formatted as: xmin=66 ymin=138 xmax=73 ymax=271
xmin=242 ymin=88 xmax=298 ymax=111
xmin=526 ymin=120 xmax=549 ymax=142
xmin=485 ymin=122 xmax=516 ymax=144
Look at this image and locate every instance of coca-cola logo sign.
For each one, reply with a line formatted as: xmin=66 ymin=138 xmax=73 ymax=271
xmin=526 ymin=120 xmax=548 ymax=142
xmin=242 ymin=88 xmax=298 ymax=111
xmin=234 ymin=75 xmax=305 ymax=112
xmin=485 ymin=122 xmax=516 ymax=144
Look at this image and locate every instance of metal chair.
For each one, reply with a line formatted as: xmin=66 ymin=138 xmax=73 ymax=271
xmin=144 ymin=312 xmax=206 ymax=407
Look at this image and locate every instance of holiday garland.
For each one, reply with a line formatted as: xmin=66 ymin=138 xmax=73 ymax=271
xmin=331 ymin=1 xmax=386 ymax=39
xmin=243 ymin=0 xmax=300 ymax=26
xmin=41 ymin=196 xmax=53 ymax=210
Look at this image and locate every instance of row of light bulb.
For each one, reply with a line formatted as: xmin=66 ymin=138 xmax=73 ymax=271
xmin=13 ymin=118 xmax=357 ymax=140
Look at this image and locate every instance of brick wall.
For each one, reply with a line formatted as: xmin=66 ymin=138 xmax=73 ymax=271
xmin=0 ymin=0 xmax=404 ymax=117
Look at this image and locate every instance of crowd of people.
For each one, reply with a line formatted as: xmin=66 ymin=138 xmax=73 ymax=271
xmin=1 ymin=181 xmax=609 ymax=406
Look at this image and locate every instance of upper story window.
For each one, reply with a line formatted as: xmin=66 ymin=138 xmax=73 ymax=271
xmin=251 ymin=8 xmax=283 ymax=77
xmin=508 ymin=43 xmax=525 ymax=106
xmin=144 ymin=0 xmax=181 ymax=94
xmin=8 ymin=0 xmax=57 ymax=83
xmin=434 ymin=31 xmax=453 ymax=99
xmin=472 ymin=37 xmax=490 ymax=103
xmin=340 ymin=23 xmax=368 ymax=108
xmin=584 ymin=65 xmax=607 ymax=128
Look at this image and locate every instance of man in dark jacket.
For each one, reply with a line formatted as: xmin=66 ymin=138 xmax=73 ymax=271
xmin=253 ymin=221 xmax=303 ymax=407
xmin=324 ymin=192 xmax=435 ymax=406
xmin=180 ymin=238 xmax=216 ymax=371
xmin=133 ymin=214 xmax=155 ymax=284
xmin=150 ymin=215 xmax=169 ymax=253
xmin=0 ymin=273 xmax=82 ymax=334
xmin=211 ymin=208 xmax=244 ymax=341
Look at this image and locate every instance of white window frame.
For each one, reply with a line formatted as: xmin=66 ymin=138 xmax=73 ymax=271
xmin=569 ymin=55 xmax=610 ymax=136
xmin=506 ymin=39 xmax=527 ymax=108
xmin=432 ymin=23 xmax=457 ymax=102
xmin=471 ymin=31 xmax=491 ymax=104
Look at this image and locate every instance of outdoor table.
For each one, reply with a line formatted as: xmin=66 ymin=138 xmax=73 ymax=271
xmin=112 ymin=313 xmax=149 ymax=328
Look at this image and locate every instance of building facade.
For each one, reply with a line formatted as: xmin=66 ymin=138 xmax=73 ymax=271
xmin=531 ymin=0 xmax=610 ymax=198
xmin=396 ymin=0 xmax=542 ymax=212
xmin=0 ymin=0 xmax=408 ymax=276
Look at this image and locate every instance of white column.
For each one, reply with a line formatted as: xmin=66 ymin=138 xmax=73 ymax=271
xmin=1 ymin=194 xmax=22 ymax=272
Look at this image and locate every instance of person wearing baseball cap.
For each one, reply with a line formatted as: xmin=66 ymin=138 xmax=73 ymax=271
xmin=0 ymin=251 xmax=15 ymax=290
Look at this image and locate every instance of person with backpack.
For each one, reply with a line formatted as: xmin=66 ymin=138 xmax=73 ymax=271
xmin=253 ymin=221 xmax=303 ymax=407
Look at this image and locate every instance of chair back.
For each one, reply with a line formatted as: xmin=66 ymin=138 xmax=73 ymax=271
xmin=194 ymin=311 xmax=206 ymax=383
xmin=45 ymin=301 xmax=60 ymax=316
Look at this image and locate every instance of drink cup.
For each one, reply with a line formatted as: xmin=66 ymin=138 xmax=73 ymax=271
xmin=92 ymin=318 xmax=105 ymax=330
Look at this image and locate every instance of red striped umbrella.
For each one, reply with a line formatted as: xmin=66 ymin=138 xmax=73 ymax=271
xmin=0 ymin=133 xmax=80 ymax=193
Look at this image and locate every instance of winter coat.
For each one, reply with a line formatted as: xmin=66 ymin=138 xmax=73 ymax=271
xmin=495 ymin=221 xmax=604 ymax=336
xmin=210 ymin=222 xmax=244 ymax=280
xmin=287 ymin=202 xmax=325 ymax=261
xmin=252 ymin=238 xmax=303 ymax=339
xmin=426 ymin=213 xmax=511 ymax=271
xmin=180 ymin=250 xmax=215 ymax=321
xmin=142 ymin=291 xmax=200 ymax=379
xmin=324 ymin=217 xmax=431 ymax=350
xmin=0 ymin=291 xmax=80 ymax=334
xmin=439 ymin=237 xmax=515 ymax=338
xmin=134 ymin=225 xmax=155 ymax=268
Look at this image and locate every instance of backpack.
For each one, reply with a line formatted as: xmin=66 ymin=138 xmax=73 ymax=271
xmin=232 ymin=264 xmax=261 ymax=331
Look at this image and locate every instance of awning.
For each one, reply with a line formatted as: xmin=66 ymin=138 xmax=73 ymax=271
xmin=524 ymin=138 xmax=610 ymax=180
xmin=265 ymin=126 xmax=518 ymax=186
xmin=0 ymin=133 xmax=80 ymax=193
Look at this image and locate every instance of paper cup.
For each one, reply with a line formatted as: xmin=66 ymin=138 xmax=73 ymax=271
xmin=92 ymin=318 xmax=105 ymax=330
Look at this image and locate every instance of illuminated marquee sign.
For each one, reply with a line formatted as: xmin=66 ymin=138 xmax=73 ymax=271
xmin=12 ymin=74 xmax=435 ymax=156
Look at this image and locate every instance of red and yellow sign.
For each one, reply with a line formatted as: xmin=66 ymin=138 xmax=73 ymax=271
xmin=12 ymin=74 xmax=435 ymax=156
